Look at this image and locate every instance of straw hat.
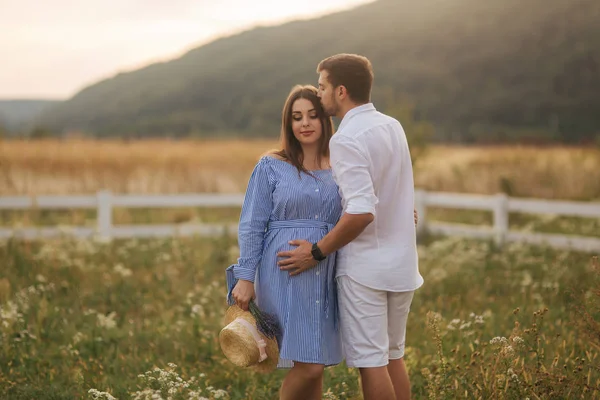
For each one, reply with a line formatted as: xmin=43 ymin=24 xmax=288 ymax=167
xmin=219 ymin=305 xmax=279 ymax=373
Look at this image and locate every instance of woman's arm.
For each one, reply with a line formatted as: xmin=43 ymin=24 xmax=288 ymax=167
xmin=230 ymin=158 xmax=273 ymax=310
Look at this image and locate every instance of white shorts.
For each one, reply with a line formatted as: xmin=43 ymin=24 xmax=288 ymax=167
xmin=337 ymin=275 xmax=415 ymax=368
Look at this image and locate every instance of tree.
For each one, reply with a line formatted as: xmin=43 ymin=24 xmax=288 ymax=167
xmin=382 ymin=90 xmax=434 ymax=169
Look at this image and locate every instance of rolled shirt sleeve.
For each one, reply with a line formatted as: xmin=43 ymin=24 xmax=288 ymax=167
xmin=330 ymin=136 xmax=378 ymax=216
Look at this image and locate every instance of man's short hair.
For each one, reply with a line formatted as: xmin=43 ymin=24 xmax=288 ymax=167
xmin=317 ymin=54 xmax=374 ymax=104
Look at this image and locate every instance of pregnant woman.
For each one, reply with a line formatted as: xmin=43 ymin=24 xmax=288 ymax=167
xmin=227 ymin=84 xmax=342 ymax=400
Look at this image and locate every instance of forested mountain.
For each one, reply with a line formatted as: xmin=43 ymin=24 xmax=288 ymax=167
xmin=37 ymin=0 xmax=600 ymax=143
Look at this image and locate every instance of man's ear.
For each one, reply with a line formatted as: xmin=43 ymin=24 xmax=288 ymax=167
xmin=338 ymin=85 xmax=347 ymax=100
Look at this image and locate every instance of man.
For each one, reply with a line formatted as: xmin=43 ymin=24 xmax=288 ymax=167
xmin=278 ymin=53 xmax=424 ymax=400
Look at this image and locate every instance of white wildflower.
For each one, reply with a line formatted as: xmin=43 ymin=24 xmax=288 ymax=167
xmin=521 ymin=272 xmax=533 ymax=287
xmin=73 ymin=331 xmax=86 ymax=344
xmin=210 ymin=389 xmax=228 ymax=399
xmin=191 ymin=305 xmax=204 ymax=318
xmin=97 ymin=312 xmax=117 ymax=329
xmin=114 ymin=264 xmax=132 ymax=277
xmin=88 ymin=388 xmax=117 ymax=400
xmin=459 ymin=322 xmax=472 ymax=330
xmin=490 ymin=336 xmax=508 ymax=345
xmin=512 ymin=336 xmax=525 ymax=345
xmin=502 ymin=345 xmax=515 ymax=357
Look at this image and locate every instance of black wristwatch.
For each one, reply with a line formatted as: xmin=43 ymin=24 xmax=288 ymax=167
xmin=311 ymin=243 xmax=326 ymax=261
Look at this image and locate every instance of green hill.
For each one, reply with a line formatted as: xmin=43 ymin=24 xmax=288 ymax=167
xmin=39 ymin=0 xmax=600 ymax=143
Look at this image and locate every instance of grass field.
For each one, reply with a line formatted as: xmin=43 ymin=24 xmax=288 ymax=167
xmin=1 ymin=139 xmax=599 ymax=399
xmin=1 ymin=235 xmax=599 ymax=399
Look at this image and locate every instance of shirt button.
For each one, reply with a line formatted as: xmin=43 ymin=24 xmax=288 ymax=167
xmin=315 ymin=215 xmax=319 ymax=219
xmin=316 ymin=300 xmax=320 ymax=304
xmin=315 ymin=188 xmax=319 ymax=192
xmin=316 ymin=271 xmax=320 ymax=276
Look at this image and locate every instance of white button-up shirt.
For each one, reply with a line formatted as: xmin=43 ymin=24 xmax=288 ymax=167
xmin=330 ymin=103 xmax=424 ymax=292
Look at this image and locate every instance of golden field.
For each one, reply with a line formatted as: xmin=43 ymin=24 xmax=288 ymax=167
xmin=1 ymin=139 xmax=600 ymax=200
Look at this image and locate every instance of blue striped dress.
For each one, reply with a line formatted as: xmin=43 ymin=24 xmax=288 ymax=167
xmin=226 ymin=156 xmax=343 ymax=368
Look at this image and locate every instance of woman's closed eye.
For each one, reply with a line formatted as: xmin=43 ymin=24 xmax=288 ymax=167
xmin=293 ymin=114 xmax=318 ymax=121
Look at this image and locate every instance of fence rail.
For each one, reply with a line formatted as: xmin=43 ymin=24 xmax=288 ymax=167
xmin=415 ymin=191 xmax=600 ymax=252
xmin=1 ymin=190 xmax=599 ymax=252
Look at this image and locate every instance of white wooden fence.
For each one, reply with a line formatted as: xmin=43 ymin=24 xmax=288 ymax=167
xmin=414 ymin=191 xmax=600 ymax=252
xmin=0 ymin=190 xmax=599 ymax=252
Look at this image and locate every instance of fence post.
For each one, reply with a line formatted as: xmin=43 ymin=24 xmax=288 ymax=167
xmin=493 ymin=193 xmax=509 ymax=246
xmin=415 ymin=189 xmax=427 ymax=235
xmin=97 ymin=190 xmax=112 ymax=240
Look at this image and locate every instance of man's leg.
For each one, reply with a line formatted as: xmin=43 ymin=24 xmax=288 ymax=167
xmin=279 ymin=362 xmax=324 ymax=400
xmin=359 ymin=366 xmax=395 ymax=400
xmin=388 ymin=358 xmax=410 ymax=400
xmin=337 ymin=276 xmax=395 ymax=400
xmin=387 ymin=290 xmax=415 ymax=400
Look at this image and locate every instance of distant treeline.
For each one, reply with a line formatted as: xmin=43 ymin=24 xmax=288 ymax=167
xmin=8 ymin=0 xmax=600 ymax=144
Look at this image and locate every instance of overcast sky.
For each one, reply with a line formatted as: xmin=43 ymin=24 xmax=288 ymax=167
xmin=0 ymin=0 xmax=373 ymax=99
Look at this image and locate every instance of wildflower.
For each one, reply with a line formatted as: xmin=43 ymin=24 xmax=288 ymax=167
xmin=97 ymin=312 xmax=117 ymax=329
xmin=497 ymin=374 xmax=505 ymax=385
xmin=459 ymin=322 xmax=472 ymax=330
xmin=88 ymin=388 xmax=117 ymax=400
xmin=211 ymin=389 xmax=228 ymax=399
xmin=512 ymin=336 xmax=525 ymax=345
xmin=191 ymin=305 xmax=204 ymax=318
xmin=73 ymin=332 xmax=86 ymax=344
xmin=501 ymin=345 xmax=515 ymax=357
xmin=114 ymin=264 xmax=133 ymax=277
xmin=490 ymin=336 xmax=508 ymax=345
xmin=521 ymin=272 xmax=533 ymax=287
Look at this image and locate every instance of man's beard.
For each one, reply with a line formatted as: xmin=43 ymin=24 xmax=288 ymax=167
xmin=323 ymin=96 xmax=338 ymax=117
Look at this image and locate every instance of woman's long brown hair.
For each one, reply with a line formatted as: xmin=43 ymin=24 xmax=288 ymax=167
xmin=273 ymin=85 xmax=334 ymax=175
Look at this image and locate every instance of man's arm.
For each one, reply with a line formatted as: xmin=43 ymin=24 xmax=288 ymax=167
xmin=278 ymin=136 xmax=377 ymax=275
xmin=316 ymin=207 xmax=418 ymax=256
xmin=318 ymin=135 xmax=378 ymax=254
xmin=316 ymin=212 xmax=373 ymax=256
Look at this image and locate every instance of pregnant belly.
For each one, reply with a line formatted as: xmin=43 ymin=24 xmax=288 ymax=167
xmin=264 ymin=228 xmax=327 ymax=257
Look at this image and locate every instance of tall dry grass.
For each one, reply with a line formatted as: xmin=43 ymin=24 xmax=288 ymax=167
xmin=415 ymin=145 xmax=600 ymax=200
xmin=1 ymin=140 xmax=600 ymax=200
xmin=0 ymin=139 xmax=277 ymax=195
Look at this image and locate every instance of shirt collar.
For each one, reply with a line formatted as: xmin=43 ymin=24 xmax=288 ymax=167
xmin=337 ymin=103 xmax=376 ymax=132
